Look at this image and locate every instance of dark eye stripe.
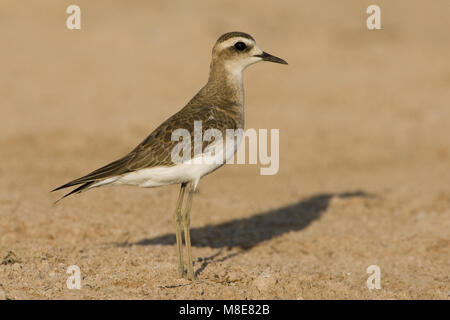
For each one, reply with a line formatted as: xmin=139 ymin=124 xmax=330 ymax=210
xmin=234 ymin=42 xmax=246 ymax=51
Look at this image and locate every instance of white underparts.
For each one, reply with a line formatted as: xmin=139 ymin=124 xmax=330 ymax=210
xmin=90 ymin=136 xmax=241 ymax=190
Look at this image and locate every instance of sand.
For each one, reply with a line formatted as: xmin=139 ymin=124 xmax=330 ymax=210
xmin=0 ymin=0 xmax=448 ymax=299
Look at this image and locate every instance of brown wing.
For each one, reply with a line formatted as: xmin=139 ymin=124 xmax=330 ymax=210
xmin=52 ymin=102 xmax=240 ymax=195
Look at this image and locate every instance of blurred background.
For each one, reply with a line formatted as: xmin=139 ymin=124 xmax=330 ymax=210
xmin=0 ymin=0 xmax=448 ymax=299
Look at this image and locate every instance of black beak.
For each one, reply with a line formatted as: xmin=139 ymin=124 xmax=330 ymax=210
xmin=255 ymin=51 xmax=288 ymax=65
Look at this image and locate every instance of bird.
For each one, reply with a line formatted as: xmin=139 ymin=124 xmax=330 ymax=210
xmin=52 ymin=31 xmax=287 ymax=280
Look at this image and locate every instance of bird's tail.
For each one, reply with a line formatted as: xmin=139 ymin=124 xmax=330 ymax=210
xmin=53 ymin=181 xmax=95 ymax=204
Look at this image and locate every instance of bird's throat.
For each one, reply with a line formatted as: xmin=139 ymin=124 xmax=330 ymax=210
xmin=208 ymin=63 xmax=244 ymax=107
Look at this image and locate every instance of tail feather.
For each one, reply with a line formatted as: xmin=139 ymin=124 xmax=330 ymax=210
xmin=54 ymin=182 xmax=95 ymax=204
xmin=51 ymin=156 xmax=132 ymax=192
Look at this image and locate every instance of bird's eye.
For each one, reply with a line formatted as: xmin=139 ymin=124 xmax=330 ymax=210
xmin=234 ymin=42 xmax=246 ymax=51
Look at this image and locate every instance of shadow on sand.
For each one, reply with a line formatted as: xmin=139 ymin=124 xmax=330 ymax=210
xmin=125 ymin=190 xmax=370 ymax=250
xmin=119 ymin=190 xmax=371 ymax=276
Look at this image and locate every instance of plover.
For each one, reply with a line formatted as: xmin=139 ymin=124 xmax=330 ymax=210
xmin=53 ymin=32 xmax=287 ymax=279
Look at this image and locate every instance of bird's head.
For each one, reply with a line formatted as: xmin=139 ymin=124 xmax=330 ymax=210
xmin=210 ymin=32 xmax=287 ymax=77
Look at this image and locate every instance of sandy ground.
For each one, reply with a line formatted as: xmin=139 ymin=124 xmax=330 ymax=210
xmin=0 ymin=0 xmax=449 ymax=299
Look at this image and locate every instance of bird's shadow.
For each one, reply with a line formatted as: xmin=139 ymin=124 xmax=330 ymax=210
xmin=118 ymin=190 xmax=371 ymax=276
xmin=122 ymin=190 xmax=371 ymax=250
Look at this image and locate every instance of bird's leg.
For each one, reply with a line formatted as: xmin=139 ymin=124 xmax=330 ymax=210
xmin=174 ymin=182 xmax=187 ymax=278
xmin=182 ymin=182 xmax=196 ymax=280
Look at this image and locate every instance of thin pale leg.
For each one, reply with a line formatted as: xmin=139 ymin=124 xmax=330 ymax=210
xmin=182 ymin=182 xmax=196 ymax=280
xmin=174 ymin=182 xmax=187 ymax=278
